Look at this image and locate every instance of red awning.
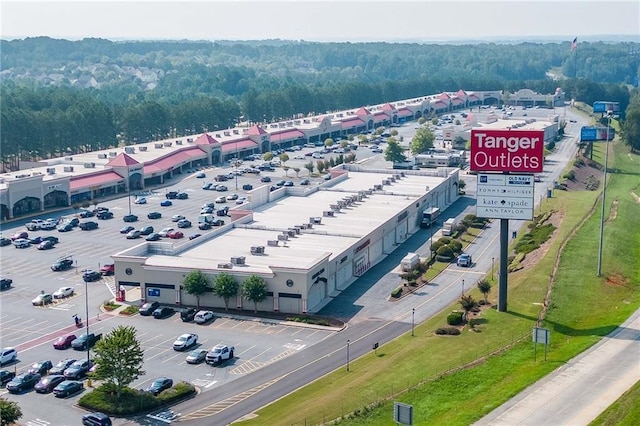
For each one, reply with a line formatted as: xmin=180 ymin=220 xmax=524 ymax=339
xmin=398 ymin=109 xmax=413 ymax=117
xmin=144 ymin=147 xmax=206 ymax=175
xmin=70 ymin=171 xmax=123 ymax=191
xmin=341 ymin=117 xmax=365 ymax=129
xmin=373 ymin=111 xmax=391 ymax=122
xmin=270 ymin=129 xmax=305 ymax=142
xmin=451 ymin=98 xmax=464 ymax=105
xmin=221 ymin=139 xmax=258 ymax=153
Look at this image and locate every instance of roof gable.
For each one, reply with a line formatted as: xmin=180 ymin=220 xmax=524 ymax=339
xmin=246 ymin=124 xmax=267 ymax=136
xmin=106 ymin=153 xmax=140 ymax=167
xmin=355 ymin=107 xmax=371 ymax=116
xmin=194 ymin=133 xmax=219 ymax=145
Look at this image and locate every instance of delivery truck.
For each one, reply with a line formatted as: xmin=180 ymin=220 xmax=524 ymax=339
xmin=442 ymin=217 xmax=457 ymax=236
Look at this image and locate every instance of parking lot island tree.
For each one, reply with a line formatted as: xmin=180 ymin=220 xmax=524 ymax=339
xmin=304 ymin=161 xmax=314 ymax=176
xmin=410 ymin=126 xmax=436 ymax=155
xmin=262 ymin=152 xmax=274 ymax=162
xmin=477 ymin=279 xmax=492 ymax=304
xmin=279 ymin=152 xmax=289 ymax=166
xmin=324 ymin=138 xmax=334 ymax=148
xmin=182 ymin=270 xmax=211 ymax=308
xmin=0 ymin=397 xmax=23 ymax=425
xmin=384 ymin=139 xmax=406 ymax=163
xmin=242 ymin=275 xmax=269 ymax=314
xmin=91 ymin=325 xmax=145 ymax=400
xmin=213 ymin=272 xmax=239 ymax=311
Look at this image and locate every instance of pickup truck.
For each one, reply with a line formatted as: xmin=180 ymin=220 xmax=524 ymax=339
xmin=205 ymin=344 xmax=234 ymax=365
xmin=71 ymin=333 xmax=102 ymax=350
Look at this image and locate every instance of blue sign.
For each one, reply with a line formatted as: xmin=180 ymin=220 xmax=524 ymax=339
xmin=593 ymin=101 xmax=619 ymax=113
xmin=580 ymin=126 xmax=614 ymax=142
xmin=147 ymin=288 xmax=160 ymax=297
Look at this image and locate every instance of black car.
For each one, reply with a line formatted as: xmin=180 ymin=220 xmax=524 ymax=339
xmin=29 ymin=236 xmax=45 ymax=245
xmin=153 ymin=307 xmax=174 ymax=319
xmin=71 ymin=333 xmax=101 ymax=350
xmin=242 ymin=184 xmax=254 ymax=190
xmin=28 ymin=360 xmax=53 ymax=375
xmin=120 ymin=225 xmax=135 ymax=234
xmin=189 ymin=233 xmax=202 ymax=240
xmin=123 ymin=214 xmax=138 ymax=223
xmin=0 ymin=237 xmax=11 ymax=247
xmin=0 ymin=369 xmax=16 ymax=385
xmin=181 ymin=307 xmax=197 ymax=322
xmin=146 ymin=377 xmax=173 ymax=395
xmin=57 ymin=223 xmax=74 ymax=232
xmin=97 ymin=211 xmax=114 ymax=220
xmin=34 ymin=374 xmax=66 ymax=393
xmin=51 ymin=257 xmax=74 ymax=271
xmin=53 ymin=380 xmax=84 ymax=397
xmin=147 ymin=211 xmax=162 ymax=220
xmin=145 ymin=233 xmax=161 ymax=241
xmin=50 ymin=358 xmax=77 ymax=375
xmin=78 ymin=209 xmax=95 ymax=218
xmin=139 ymin=301 xmax=160 ymax=316
xmin=42 ymin=236 xmax=59 ymax=244
xmin=66 ymin=217 xmax=80 ymax=227
xmin=139 ymin=226 xmax=154 ymax=236
xmin=63 ymin=360 xmax=92 ymax=379
xmin=79 ymin=221 xmax=99 ymax=230
xmin=166 ymin=191 xmax=178 ymax=199
xmin=177 ymin=192 xmax=189 ymax=199
xmin=0 ymin=278 xmax=12 ymax=290
xmin=83 ymin=270 xmax=101 ymax=282
xmin=82 ymin=412 xmax=112 ymax=426
xmin=6 ymin=372 xmax=41 ymax=393
xmin=300 ymin=179 xmax=310 ymax=185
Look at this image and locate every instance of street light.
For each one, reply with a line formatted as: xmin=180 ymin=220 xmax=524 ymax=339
xmin=461 ymin=279 xmax=465 ymax=297
xmin=346 ymin=339 xmax=350 ymax=372
xmin=411 ymin=308 xmax=415 ymax=337
xmin=491 ymin=257 xmax=495 ymax=281
xmin=234 ymin=142 xmax=240 ymax=190
xmin=597 ymin=111 xmax=612 ymax=276
xmin=83 ymin=274 xmax=90 ymax=365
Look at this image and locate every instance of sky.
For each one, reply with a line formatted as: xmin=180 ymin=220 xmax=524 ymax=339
xmin=1 ymin=0 xmax=639 ymax=43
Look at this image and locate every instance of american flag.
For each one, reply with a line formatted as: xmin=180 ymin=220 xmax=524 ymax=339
xmin=571 ymin=37 xmax=578 ymax=52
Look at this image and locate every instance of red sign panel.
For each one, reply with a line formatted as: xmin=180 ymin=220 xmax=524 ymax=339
xmin=470 ymin=129 xmax=544 ymax=173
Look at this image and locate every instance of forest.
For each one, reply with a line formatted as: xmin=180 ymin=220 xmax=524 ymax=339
xmin=1 ymin=37 xmax=639 ymax=171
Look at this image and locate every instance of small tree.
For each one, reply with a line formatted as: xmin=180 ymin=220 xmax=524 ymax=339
xmin=0 ymin=397 xmax=22 ymax=425
xmin=213 ymin=272 xmax=239 ymax=311
xmin=293 ymin=167 xmax=301 ymax=178
xmin=459 ymin=295 xmax=478 ymax=322
xmin=384 ymin=140 xmax=406 ymax=163
xmin=390 ymin=129 xmax=399 ymax=136
xmin=279 ymin=153 xmax=290 ymax=166
xmin=418 ymin=117 xmax=426 ymax=125
xmin=242 ymin=275 xmax=268 ymax=313
xmin=410 ymin=127 xmax=436 ymax=155
xmin=324 ymin=138 xmax=334 ymax=148
xmin=477 ymin=279 xmax=492 ymax=304
xmin=263 ymin=152 xmax=274 ymax=162
xmin=283 ymin=165 xmax=290 ymax=176
xmin=340 ymin=140 xmax=349 ymax=148
xmin=183 ymin=270 xmax=211 ymax=308
xmin=81 ymin=200 xmax=91 ymax=209
xmin=92 ymin=199 xmax=99 ymax=210
xmin=317 ymin=161 xmax=326 ymax=174
xmin=375 ymin=127 xmax=384 ymax=135
xmin=304 ymin=161 xmax=314 ymax=176
xmin=92 ymin=325 xmax=145 ymax=400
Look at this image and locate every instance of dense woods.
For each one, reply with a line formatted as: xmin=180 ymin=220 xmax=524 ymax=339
xmin=1 ymin=37 xmax=638 ymax=170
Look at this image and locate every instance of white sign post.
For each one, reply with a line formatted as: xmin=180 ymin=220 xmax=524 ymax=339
xmin=532 ymin=327 xmax=550 ymax=361
xmin=476 ymin=174 xmax=535 ymax=220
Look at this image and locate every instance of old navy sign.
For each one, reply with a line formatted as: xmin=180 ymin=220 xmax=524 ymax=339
xmin=470 ymin=129 xmax=544 ymax=173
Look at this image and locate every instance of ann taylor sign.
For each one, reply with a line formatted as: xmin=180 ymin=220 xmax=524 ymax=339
xmin=470 ymin=129 xmax=544 ymax=173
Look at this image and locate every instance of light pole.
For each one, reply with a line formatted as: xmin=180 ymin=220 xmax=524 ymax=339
xmin=234 ymin=143 xmax=239 ymax=190
xmin=83 ymin=275 xmax=90 ymax=365
xmin=461 ymin=279 xmax=465 ymax=297
xmin=127 ymin=168 xmax=132 ymax=215
xmin=346 ymin=339 xmax=350 ymax=372
xmin=597 ymin=111 xmax=612 ymax=276
xmin=491 ymin=257 xmax=495 ymax=281
xmin=411 ymin=308 xmax=415 ymax=337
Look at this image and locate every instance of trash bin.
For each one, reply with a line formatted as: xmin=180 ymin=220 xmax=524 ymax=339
xmin=547 ymin=188 xmax=552 ymax=198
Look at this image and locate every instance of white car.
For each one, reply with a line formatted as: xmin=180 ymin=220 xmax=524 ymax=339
xmin=215 ymin=196 xmax=227 ymax=204
xmin=172 ymin=333 xmax=198 ymax=351
xmin=312 ymin=153 xmax=324 ymax=159
xmin=53 ymin=286 xmax=74 ymax=299
xmin=134 ymin=197 xmax=147 ymax=204
xmin=294 ymin=155 xmax=305 ymax=160
xmin=0 ymin=347 xmax=18 ymax=365
xmin=226 ymin=193 xmax=238 ymax=201
xmin=236 ymin=196 xmax=247 ymax=205
xmin=13 ymin=238 xmax=30 ymax=248
xmin=171 ymin=215 xmax=185 ymax=222
xmin=194 ymin=310 xmax=215 ymax=324
xmin=32 ymin=293 xmax=53 ymax=306
xmin=158 ymin=227 xmax=174 ymax=237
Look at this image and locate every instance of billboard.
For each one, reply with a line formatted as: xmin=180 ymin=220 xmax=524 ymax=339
xmin=476 ymin=174 xmax=535 ymax=220
xmin=592 ymin=101 xmax=619 ymax=113
xmin=580 ymin=126 xmax=614 ymax=142
xmin=470 ymin=129 xmax=544 ymax=173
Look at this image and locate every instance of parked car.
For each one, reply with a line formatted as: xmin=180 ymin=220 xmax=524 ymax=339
xmin=189 ymin=233 xmax=202 ymax=240
xmin=165 ymin=191 xmax=178 ymax=199
xmin=28 ymin=360 xmax=53 ymax=375
xmin=13 ymin=238 xmax=30 ymax=248
xmin=34 ymin=374 xmax=66 ymax=393
xmin=71 ymin=333 xmax=101 ymax=350
xmin=260 ymin=176 xmax=272 ymax=183
xmin=216 ymin=185 xmax=228 ymax=192
xmin=176 ymin=192 xmax=189 ymax=199
xmin=215 ymin=196 xmax=226 ymax=204
xmin=196 ymin=172 xmax=206 ymax=178
xmin=123 ymin=214 xmax=138 ymax=223
xmin=194 ymin=310 xmax=215 ymax=324
xmin=198 ymin=222 xmax=211 ymax=230
xmin=180 ymin=307 xmax=197 ymax=322
xmin=0 ymin=370 xmax=16 ymax=385
xmin=51 ymin=257 xmax=73 ymax=271
xmin=275 ymin=180 xmax=286 ymax=187
xmin=53 ymin=379 xmax=84 ymax=397
xmin=53 ymin=286 xmax=74 ymax=299
xmin=126 ymin=230 xmax=141 ymax=239
xmin=147 ymin=211 xmax=162 ymax=219
xmin=63 ymin=359 xmax=92 ymax=379
xmin=83 ymin=270 xmax=102 ymax=282
xmin=153 ymin=307 xmax=174 ymax=319
xmin=202 ymin=182 xmax=213 ymax=190
xmin=53 ymin=334 xmax=77 ymax=350
xmin=158 ymin=227 xmax=174 ymax=237
xmin=139 ymin=226 xmax=154 ymax=235
xmin=146 ymin=377 xmax=173 ymax=395
xmin=226 ymin=193 xmax=239 ymax=200
xmin=134 ymin=197 xmax=147 ymax=204
xmin=242 ymin=184 xmax=254 ymax=190
xmin=171 ymin=214 xmax=185 ymax=222
xmin=78 ymin=209 xmax=94 ymax=218
xmin=0 ymin=237 xmax=12 ymax=246
xmin=49 ymin=358 xmax=77 ymax=375
xmin=172 ymin=333 xmax=198 ymax=351
xmin=82 ymin=412 xmax=112 ymax=426
xmin=79 ymin=221 xmax=99 ymax=231
xmin=185 ymin=349 xmax=208 ymax=364
xmin=1 ymin=278 xmax=12 ymax=290
xmin=284 ymin=181 xmax=294 ymax=187
xmin=167 ymin=230 xmax=184 ymax=239
xmin=145 ymin=233 xmax=161 ymax=241
xmin=139 ymin=301 xmax=160 ymax=316
xmin=0 ymin=348 xmax=18 ymax=365
xmin=100 ymin=263 xmax=115 ymax=276
xmin=11 ymin=231 xmax=28 ymax=241
xmin=42 ymin=235 xmax=59 ymax=244
xmin=300 ymin=179 xmax=310 ymax=185
xmin=37 ymin=240 xmax=55 ymax=250
xmin=6 ymin=372 xmax=41 ymax=393
xmin=96 ymin=211 xmax=114 ymax=220
xmin=32 ymin=292 xmax=53 ymax=305
xmin=177 ymin=219 xmax=192 ymax=228
xmin=160 ymin=200 xmax=173 ymax=207
xmin=57 ymin=223 xmax=74 ymax=232
xmin=236 ymin=197 xmax=247 ymax=205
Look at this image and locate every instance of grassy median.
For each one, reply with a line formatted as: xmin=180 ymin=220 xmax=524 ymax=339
xmin=235 ymin=136 xmax=640 ymax=426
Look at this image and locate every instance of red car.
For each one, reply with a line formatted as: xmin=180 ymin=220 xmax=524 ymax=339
xmin=100 ymin=264 xmax=115 ymax=276
xmin=53 ymin=334 xmax=77 ymax=350
xmin=11 ymin=231 xmax=28 ymax=241
xmin=167 ymin=230 xmax=184 ymax=239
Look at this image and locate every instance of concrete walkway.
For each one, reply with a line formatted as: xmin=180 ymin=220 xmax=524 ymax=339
xmin=474 ymin=308 xmax=640 ymax=426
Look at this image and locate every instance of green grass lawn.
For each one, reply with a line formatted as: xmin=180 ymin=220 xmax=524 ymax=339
xmin=590 ymin=380 xmax=640 ymax=426
xmin=236 ymin=138 xmax=640 ymax=426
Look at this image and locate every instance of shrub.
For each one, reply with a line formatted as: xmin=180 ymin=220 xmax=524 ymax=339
xmin=391 ymin=287 xmax=403 ymax=298
xmin=563 ymin=170 xmax=576 ymax=181
xmin=470 ymin=221 xmax=486 ymax=229
xmin=435 ymin=327 xmax=461 ymax=336
xmin=462 ymin=214 xmax=477 ymax=226
xmin=546 ymin=140 xmax=556 ymax=150
xmin=121 ymin=305 xmax=139 ymax=316
xmin=438 ymin=237 xmax=452 ymax=245
xmin=447 ymin=240 xmax=462 ymax=253
xmin=574 ymin=157 xmax=585 ymax=167
xmin=447 ymin=311 xmax=464 ymax=325
xmin=430 ymin=241 xmax=444 ymax=252
xmin=436 ymin=245 xmax=454 ymax=258
xmin=102 ymin=301 xmax=121 ymax=311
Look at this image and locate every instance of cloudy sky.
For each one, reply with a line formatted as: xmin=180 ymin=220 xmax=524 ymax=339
xmin=2 ymin=0 xmax=639 ymax=42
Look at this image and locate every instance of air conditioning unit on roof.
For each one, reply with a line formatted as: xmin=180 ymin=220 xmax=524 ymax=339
xmin=250 ymin=246 xmax=265 ymax=255
xmin=109 ymin=152 xmax=117 ymax=157
xmin=155 ymin=143 xmax=163 ymax=149
xmin=267 ymin=240 xmax=279 ymax=247
xmin=187 ymin=138 xmax=194 ymax=143
xmin=323 ymin=210 xmax=335 ymax=217
xmin=230 ymin=256 xmax=246 ymax=265
xmin=175 ymin=140 xmax=183 ymax=145
xmin=163 ymin=142 xmax=172 ymax=147
xmin=277 ymin=234 xmax=289 ymax=241
xmin=139 ymin=146 xmax=148 ymax=151
xmin=218 ymin=263 xmax=233 ymax=269
xmin=97 ymin=153 xmax=107 ymax=159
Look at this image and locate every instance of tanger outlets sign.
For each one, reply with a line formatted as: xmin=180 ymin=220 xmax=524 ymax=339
xmin=470 ymin=129 xmax=544 ymax=173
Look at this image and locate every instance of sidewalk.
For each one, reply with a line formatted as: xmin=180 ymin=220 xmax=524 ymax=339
xmin=474 ymin=308 xmax=640 ymax=426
